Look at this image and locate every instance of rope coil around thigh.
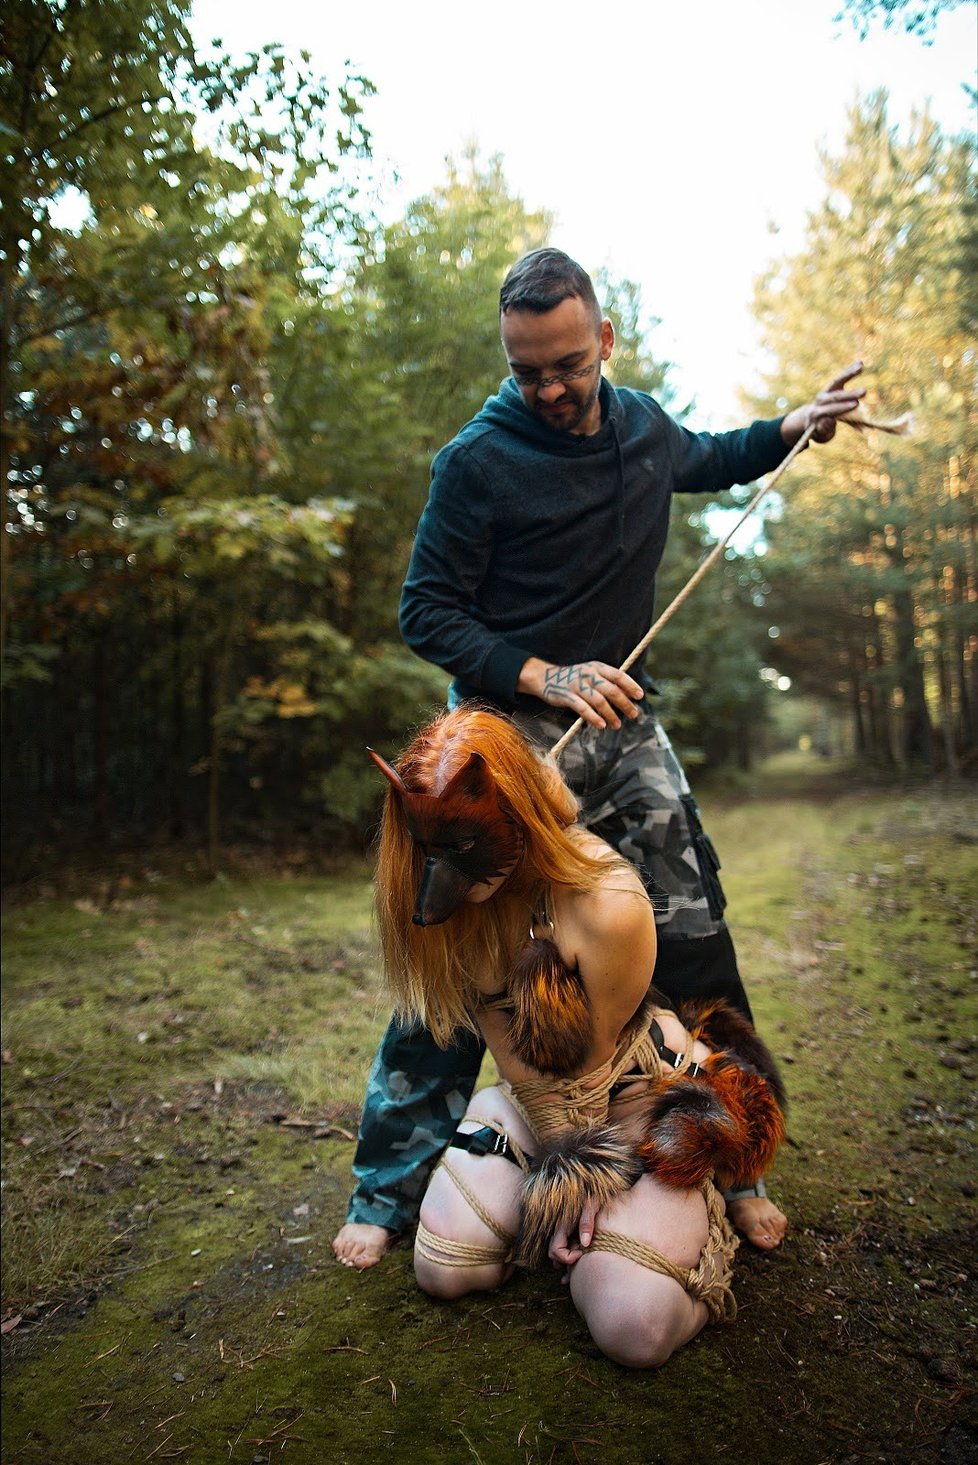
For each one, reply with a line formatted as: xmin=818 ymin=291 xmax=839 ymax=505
xmin=589 ymin=1178 xmax=739 ymax=1324
xmin=415 ymin=1116 xmax=531 ymax=1270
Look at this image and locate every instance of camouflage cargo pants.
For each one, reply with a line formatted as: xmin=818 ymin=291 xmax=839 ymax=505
xmin=513 ymin=704 xmax=727 ymax=938
xmin=347 ymin=703 xmax=736 ymax=1232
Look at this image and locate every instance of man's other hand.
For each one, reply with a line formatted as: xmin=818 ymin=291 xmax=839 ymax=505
xmin=780 ymin=361 xmax=865 ymax=446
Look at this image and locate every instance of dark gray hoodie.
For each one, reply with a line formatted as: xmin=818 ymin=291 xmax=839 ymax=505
xmin=399 ymin=377 xmax=786 ymax=710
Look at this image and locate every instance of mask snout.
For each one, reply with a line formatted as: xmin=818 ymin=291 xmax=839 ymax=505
xmin=411 ymin=856 xmax=474 ymax=926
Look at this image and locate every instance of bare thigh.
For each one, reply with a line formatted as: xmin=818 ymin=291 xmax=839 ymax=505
xmin=415 ymin=1086 xmax=537 ymax=1298
xmin=570 ymin=1175 xmax=714 ymax=1368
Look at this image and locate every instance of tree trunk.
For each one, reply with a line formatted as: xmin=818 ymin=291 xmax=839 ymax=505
xmin=207 ymin=619 xmax=235 ymax=877
xmin=0 ymin=229 xmax=15 ymax=659
xmin=736 ymin=717 xmax=751 ymax=772
xmin=951 ymin=566 xmax=974 ymax=750
xmin=891 ymin=584 xmax=933 ymax=768
xmin=169 ymin=602 xmax=186 ymax=839
xmin=847 ymin=643 xmax=868 ymax=757
xmin=936 ymin=642 xmax=960 ymax=777
xmin=866 ymin=615 xmax=895 ymax=767
xmin=93 ymin=633 xmax=110 ymax=835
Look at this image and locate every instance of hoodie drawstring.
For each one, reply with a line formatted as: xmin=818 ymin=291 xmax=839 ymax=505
xmin=612 ymin=420 xmax=626 ymax=552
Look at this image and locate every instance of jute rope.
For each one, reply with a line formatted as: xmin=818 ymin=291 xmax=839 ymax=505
xmin=415 ymin=1220 xmax=511 ymax=1269
xmin=507 ymin=1023 xmax=737 ymax=1316
xmin=416 ymin=1030 xmax=737 ymax=1315
xmin=414 ymin=1116 xmax=530 ymax=1269
xmin=590 ymin=1178 xmax=739 ymax=1323
xmin=504 ymin=1014 xmax=689 ymax=1140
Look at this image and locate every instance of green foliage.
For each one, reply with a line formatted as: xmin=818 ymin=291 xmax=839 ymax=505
xmin=835 ymin=0 xmax=969 ymax=41
xmin=289 ymin=149 xmax=552 ymax=648
xmin=1 ymin=0 xmax=381 ymax=858
xmin=1 ymin=6 xmax=783 ymax=858
xmin=750 ymin=93 xmax=977 ymax=771
xmin=647 ymin=510 xmax=774 ymax=768
xmin=597 ymin=267 xmax=678 ymax=404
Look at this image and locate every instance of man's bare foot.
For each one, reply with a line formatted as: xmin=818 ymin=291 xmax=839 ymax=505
xmin=726 ymin=1195 xmax=788 ymax=1251
xmin=332 ymin=1223 xmax=395 ymax=1270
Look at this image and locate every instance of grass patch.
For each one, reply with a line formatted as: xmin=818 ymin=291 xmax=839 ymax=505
xmin=2 ymin=761 xmax=976 ymax=1463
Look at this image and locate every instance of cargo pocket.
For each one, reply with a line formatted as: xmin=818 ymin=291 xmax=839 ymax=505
xmin=680 ymin=793 xmax=727 ymax=921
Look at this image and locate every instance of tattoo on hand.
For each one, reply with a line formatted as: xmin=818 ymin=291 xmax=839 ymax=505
xmin=544 ymin=664 xmax=604 ymax=704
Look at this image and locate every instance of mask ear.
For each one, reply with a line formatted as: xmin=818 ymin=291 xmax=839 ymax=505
xmin=438 ymin=751 xmax=492 ymax=805
xmin=367 ymin=747 xmax=407 ymax=794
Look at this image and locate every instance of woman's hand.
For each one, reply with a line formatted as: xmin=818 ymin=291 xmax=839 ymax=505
xmin=548 ymin=1200 xmax=600 ymax=1269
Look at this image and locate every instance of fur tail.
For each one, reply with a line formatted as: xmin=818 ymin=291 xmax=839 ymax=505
xmin=517 ymin=1125 xmax=642 ymax=1267
xmin=637 ymin=1053 xmax=785 ymax=1190
xmin=506 ymin=937 xmax=591 ymax=1076
xmin=678 ymin=997 xmax=787 ymax=1111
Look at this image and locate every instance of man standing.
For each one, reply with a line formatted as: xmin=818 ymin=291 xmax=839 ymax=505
xmin=333 ymin=248 xmax=863 ymax=1270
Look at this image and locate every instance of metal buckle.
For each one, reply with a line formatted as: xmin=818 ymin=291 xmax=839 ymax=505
xmin=491 ymin=1132 xmax=509 ymax=1160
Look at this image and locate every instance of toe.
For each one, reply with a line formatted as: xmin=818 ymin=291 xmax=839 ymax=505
xmin=744 ymin=1222 xmax=781 ymax=1251
xmin=728 ymin=1197 xmax=788 ymax=1250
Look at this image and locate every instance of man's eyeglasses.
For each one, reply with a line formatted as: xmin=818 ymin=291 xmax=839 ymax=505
xmin=510 ymin=360 xmax=599 ymax=390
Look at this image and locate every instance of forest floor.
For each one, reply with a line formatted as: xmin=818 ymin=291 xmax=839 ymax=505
xmin=2 ymin=754 xmax=976 ymax=1465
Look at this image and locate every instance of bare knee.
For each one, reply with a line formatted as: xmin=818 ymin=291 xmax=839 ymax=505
xmin=591 ymin=1306 xmax=685 ymax=1368
xmin=575 ymin=1273 xmax=702 ymax=1369
xmin=415 ymin=1256 xmax=472 ymax=1300
xmin=414 ymin=1254 xmax=509 ymax=1300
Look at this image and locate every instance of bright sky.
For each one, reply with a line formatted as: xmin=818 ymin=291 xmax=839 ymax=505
xmin=191 ymin=0 xmax=975 ymax=428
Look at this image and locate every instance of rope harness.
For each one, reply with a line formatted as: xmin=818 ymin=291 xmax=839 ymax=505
xmin=590 ymin=1177 xmax=738 ymax=1324
xmin=416 ymin=1016 xmax=739 ymax=1323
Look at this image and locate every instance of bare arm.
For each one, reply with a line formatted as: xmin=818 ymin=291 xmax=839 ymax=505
xmin=546 ymin=869 xmax=658 ymax=1264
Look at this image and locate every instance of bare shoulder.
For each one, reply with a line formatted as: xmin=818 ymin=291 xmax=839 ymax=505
xmin=553 ymin=849 xmax=655 ymax=1028
xmin=577 ymin=873 xmax=652 ymax=945
xmin=564 ymin=834 xmax=651 ymax=940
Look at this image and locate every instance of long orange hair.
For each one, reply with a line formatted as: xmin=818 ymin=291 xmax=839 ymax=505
xmin=374 ymin=708 xmax=624 ymax=1046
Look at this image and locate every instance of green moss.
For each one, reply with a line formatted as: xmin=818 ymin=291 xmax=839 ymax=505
xmin=3 ymin=776 xmax=976 ymax=1463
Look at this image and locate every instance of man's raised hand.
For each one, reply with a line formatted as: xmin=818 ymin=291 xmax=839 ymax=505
xmin=780 ymin=361 xmax=865 ymax=446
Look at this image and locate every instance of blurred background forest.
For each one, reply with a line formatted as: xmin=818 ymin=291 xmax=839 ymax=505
xmin=2 ymin=0 xmax=975 ymax=876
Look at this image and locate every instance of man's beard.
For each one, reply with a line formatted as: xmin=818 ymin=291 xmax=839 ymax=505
xmin=533 ymin=380 xmax=600 ymax=434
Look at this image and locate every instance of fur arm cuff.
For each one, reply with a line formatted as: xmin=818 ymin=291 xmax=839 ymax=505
xmin=517 ymin=1124 xmax=642 ymax=1267
xmin=637 ymin=1054 xmax=785 ymax=1191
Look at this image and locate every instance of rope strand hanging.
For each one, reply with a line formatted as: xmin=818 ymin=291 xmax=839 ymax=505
xmin=549 ymin=382 xmax=910 ymax=762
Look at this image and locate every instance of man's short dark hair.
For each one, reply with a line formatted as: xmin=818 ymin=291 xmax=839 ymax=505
xmin=499 ymin=248 xmax=601 ymax=326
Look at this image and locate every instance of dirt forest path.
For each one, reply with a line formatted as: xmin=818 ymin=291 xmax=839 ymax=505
xmin=2 ymin=762 xmax=976 ymax=1465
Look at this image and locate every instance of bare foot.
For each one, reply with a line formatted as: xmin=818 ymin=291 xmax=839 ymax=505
xmin=331 ymin=1222 xmax=395 ymax=1271
xmin=726 ymin=1195 xmax=788 ymax=1251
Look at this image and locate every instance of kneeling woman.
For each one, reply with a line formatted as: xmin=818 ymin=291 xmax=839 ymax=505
xmin=359 ymin=708 xmax=784 ymax=1369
